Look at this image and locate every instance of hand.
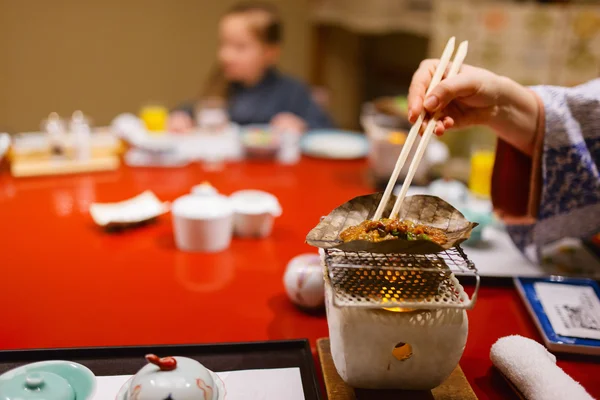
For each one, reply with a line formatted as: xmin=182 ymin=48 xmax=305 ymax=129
xmin=167 ymin=111 xmax=194 ymax=133
xmin=408 ymin=59 xmax=539 ymax=155
xmin=270 ymin=112 xmax=307 ymax=134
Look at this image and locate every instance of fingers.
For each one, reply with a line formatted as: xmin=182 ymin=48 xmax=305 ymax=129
xmin=417 ymin=115 xmax=455 ymax=137
xmin=423 ymin=73 xmax=481 ymax=113
xmin=408 ymin=59 xmax=438 ymax=123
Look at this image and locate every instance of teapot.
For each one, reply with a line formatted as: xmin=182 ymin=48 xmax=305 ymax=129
xmin=116 ymin=354 xmax=224 ymax=400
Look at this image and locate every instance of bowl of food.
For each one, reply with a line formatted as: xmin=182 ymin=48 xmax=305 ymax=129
xmin=116 ymin=354 xmax=224 ymax=400
xmin=241 ymin=125 xmax=279 ymax=159
xmin=306 ymin=193 xmax=477 ymax=254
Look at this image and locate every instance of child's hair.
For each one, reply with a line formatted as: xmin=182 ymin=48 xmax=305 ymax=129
xmin=201 ymin=2 xmax=283 ymax=100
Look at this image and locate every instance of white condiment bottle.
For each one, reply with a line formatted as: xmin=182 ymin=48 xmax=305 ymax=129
xmin=277 ymin=130 xmax=301 ymax=165
xmin=70 ymin=110 xmax=91 ymax=161
xmin=45 ymin=112 xmax=66 ymax=155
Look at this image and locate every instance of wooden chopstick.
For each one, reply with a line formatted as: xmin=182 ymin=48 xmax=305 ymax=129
xmin=372 ymin=37 xmax=457 ymax=221
xmin=389 ymin=40 xmax=469 ymax=219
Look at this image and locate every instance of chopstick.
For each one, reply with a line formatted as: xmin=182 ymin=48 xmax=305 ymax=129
xmin=389 ymin=40 xmax=469 ymax=219
xmin=372 ymin=37 xmax=457 ymax=221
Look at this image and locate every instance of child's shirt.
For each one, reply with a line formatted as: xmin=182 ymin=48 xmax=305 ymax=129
xmin=178 ymin=68 xmax=334 ymax=130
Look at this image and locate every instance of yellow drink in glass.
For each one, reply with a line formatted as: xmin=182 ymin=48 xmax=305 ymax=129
xmin=139 ymin=105 xmax=168 ymax=134
xmin=469 ymin=149 xmax=495 ymax=198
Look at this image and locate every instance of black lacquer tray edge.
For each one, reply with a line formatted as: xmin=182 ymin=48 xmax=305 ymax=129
xmin=0 ymin=339 xmax=321 ymax=400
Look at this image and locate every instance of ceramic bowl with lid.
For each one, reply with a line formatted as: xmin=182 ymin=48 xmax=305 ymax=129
xmin=229 ymin=190 xmax=282 ymax=238
xmin=172 ymin=194 xmax=233 ymax=252
xmin=117 ymin=354 xmax=225 ymax=400
xmin=0 ymin=360 xmax=96 ymax=400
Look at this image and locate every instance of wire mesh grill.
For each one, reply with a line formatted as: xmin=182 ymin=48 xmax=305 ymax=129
xmin=324 ymin=247 xmax=479 ymax=310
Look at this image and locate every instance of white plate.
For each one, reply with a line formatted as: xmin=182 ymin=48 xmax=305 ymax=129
xmin=301 ymin=130 xmax=368 ymax=160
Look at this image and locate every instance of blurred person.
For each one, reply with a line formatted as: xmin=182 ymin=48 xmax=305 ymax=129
xmin=168 ymin=2 xmax=333 ymax=133
xmin=408 ymin=60 xmax=600 ymax=261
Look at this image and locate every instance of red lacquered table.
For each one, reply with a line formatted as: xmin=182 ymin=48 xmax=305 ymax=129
xmin=0 ymin=159 xmax=598 ymax=399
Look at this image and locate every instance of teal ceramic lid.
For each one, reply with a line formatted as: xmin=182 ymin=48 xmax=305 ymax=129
xmin=0 ymin=361 xmax=96 ymax=400
xmin=0 ymin=371 xmax=75 ymax=400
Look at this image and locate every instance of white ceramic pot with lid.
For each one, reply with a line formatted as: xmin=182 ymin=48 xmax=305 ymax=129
xmin=229 ymin=190 xmax=282 ymax=238
xmin=116 ymin=354 xmax=224 ymax=400
xmin=172 ymin=194 xmax=233 ymax=252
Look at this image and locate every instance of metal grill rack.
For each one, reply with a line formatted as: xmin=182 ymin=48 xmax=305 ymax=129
xmin=324 ymin=247 xmax=479 ymax=310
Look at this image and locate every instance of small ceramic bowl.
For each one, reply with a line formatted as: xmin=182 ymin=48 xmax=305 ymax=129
xmin=460 ymin=207 xmax=494 ymax=246
xmin=241 ymin=125 xmax=279 ymax=160
xmin=428 ymin=179 xmax=469 ymax=205
xmin=172 ymin=194 xmax=233 ymax=252
xmin=229 ymin=190 xmax=282 ymax=238
xmin=116 ymin=355 xmax=225 ymax=400
xmin=283 ymin=253 xmax=325 ymax=309
xmin=0 ymin=360 xmax=96 ymax=400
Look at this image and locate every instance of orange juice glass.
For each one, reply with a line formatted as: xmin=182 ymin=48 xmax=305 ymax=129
xmin=139 ymin=105 xmax=168 ymax=134
xmin=469 ymin=148 xmax=495 ymax=198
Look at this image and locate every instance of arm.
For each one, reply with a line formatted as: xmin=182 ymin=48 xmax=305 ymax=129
xmin=287 ymin=83 xmax=335 ymax=130
xmin=493 ymin=79 xmax=600 ymax=255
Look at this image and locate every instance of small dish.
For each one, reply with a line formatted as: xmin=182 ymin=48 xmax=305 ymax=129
xmin=230 ymin=190 xmax=282 ymax=238
xmin=241 ymin=125 xmax=279 ymax=159
xmin=459 ymin=207 xmax=494 ymax=246
xmin=124 ymin=148 xmax=190 ymax=168
xmin=301 ymin=129 xmax=368 ymax=160
xmin=0 ymin=360 xmax=96 ymax=400
xmin=89 ymin=191 xmax=169 ymax=228
xmin=172 ymin=194 xmax=233 ymax=252
xmin=116 ymin=354 xmax=225 ymax=400
xmin=428 ymin=179 xmax=469 ymax=205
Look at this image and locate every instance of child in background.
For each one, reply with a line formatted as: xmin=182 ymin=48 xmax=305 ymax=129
xmin=168 ymin=2 xmax=333 ymax=133
xmin=407 ymin=60 xmax=600 ymax=263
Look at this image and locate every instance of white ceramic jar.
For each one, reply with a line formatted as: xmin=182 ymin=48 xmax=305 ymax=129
xmin=229 ymin=190 xmax=282 ymax=238
xmin=171 ymin=194 xmax=233 ymax=252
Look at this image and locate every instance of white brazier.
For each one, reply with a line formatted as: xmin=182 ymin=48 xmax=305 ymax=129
xmin=325 ymin=280 xmax=469 ymax=390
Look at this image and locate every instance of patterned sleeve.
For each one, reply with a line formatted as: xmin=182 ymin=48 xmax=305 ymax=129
xmin=502 ymin=79 xmax=600 ymax=261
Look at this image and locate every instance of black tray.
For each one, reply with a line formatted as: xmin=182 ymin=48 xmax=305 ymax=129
xmin=0 ymin=339 xmax=321 ymax=400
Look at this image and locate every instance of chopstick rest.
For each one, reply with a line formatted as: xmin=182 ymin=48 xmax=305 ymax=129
xmin=490 ymin=335 xmax=593 ymax=400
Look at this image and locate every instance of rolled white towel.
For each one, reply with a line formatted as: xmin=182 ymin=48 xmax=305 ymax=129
xmin=490 ymin=335 xmax=593 ymax=400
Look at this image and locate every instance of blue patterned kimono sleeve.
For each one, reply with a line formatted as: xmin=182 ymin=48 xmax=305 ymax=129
xmin=506 ymin=79 xmax=600 ymax=262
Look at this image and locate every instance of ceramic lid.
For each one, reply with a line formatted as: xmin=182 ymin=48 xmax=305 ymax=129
xmin=172 ymin=194 xmax=233 ymax=220
xmin=230 ymin=190 xmax=282 ymax=216
xmin=0 ymin=371 xmax=75 ymax=400
xmin=121 ymin=355 xmax=221 ymax=400
xmin=191 ymin=182 xmax=219 ymax=197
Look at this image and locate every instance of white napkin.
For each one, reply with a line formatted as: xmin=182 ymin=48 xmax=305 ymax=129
xmin=490 ymin=335 xmax=593 ymax=400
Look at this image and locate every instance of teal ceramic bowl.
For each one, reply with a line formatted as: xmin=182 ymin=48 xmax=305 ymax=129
xmin=460 ymin=207 xmax=494 ymax=246
xmin=0 ymin=361 xmax=96 ymax=400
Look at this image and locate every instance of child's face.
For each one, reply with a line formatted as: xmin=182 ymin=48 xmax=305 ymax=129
xmin=218 ymin=15 xmax=279 ymax=84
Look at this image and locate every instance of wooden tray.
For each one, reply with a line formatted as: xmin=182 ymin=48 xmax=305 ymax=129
xmin=11 ymin=155 xmax=120 ymax=177
xmin=317 ymin=338 xmax=477 ymax=400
